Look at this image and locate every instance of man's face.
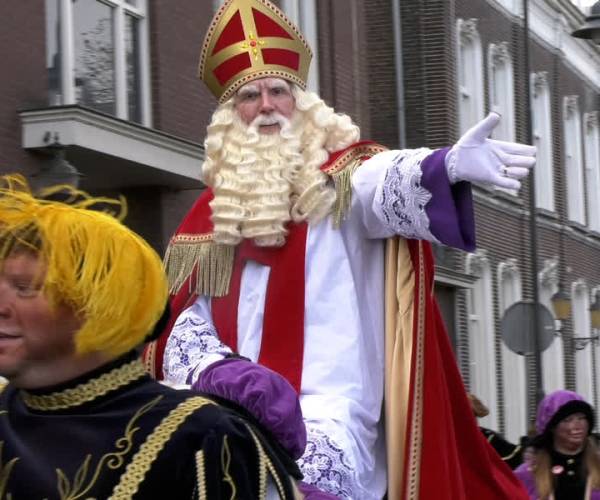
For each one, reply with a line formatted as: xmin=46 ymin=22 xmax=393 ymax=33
xmin=0 ymin=252 xmax=81 ymax=386
xmin=553 ymin=412 xmax=589 ymax=452
xmin=234 ymin=77 xmax=295 ymax=135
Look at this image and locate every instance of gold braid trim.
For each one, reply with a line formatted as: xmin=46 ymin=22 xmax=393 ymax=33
xmin=245 ymin=423 xmax=288 ymax=500
xmin=195 ymin=450 xmax=207 ymax=500
xmin=323 ymin=144 xmax=388 ymax=228
xmin=109 ymin=396 xmax=214 ymax=499
xmin=405 ymin=242 xmax=426 ymax=499
xmin=21 ymin=360 xmax=146 ymax=411
xmin=501 ymin=445 xmax=522 ymax=462
xmin=164 ymin=234 xmax=235 ymax=297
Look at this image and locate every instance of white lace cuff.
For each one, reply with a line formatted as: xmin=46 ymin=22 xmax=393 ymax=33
xmin=445 ymin=146 xmax=459 ymax=184
xmin=375 ymin=148 xmax=440 ymax=243
xmin=297 ymin=426 xmax=356 ymax=499
xmin=163 ymin=311 xmax=233 ymax=385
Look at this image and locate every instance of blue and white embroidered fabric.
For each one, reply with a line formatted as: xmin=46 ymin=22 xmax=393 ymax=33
xmin=163 ymin=309 xmax=232 ymax=385
xmin=298 ymin=426 xmax=356 ymax=499
xmin=376 ymin=148 xmax=439 ymax=242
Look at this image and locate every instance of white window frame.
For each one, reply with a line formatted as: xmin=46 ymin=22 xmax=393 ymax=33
xmin=585 ymin=112 xmax=600 ymax=232
xmin=487 ymin=42 xmax=515 ymax=142
xmin=564 ymin=96 xmax=586 ymax=224
xmin=55 ymin=0 xmax=152 ymax=126
xmin=456 ymin=19 xmax=484 ymax=135
xmin=280 ymin=0 xmax=319 ymax=92
xmin=466 ymin=251 xmax=498 ymax=432
xmin=532 ymin=72 xmax=555 ymax=212
xmin=573 ymin=280 xmax=594 ymax=403
xmin=539 ymin=258 xmax=564 ymax=393
xmin=498 ymin=259 xmax=526 ymax=443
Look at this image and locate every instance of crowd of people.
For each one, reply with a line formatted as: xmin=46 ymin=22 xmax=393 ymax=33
xmin=1 ymin=0 xmax=597 ymax=498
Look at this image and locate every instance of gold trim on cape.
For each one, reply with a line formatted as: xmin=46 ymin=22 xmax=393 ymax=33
xmin=109 ymin=396 xmax=215 ymax=499
xmin=21 ymin=360 xmax=147 ymax=412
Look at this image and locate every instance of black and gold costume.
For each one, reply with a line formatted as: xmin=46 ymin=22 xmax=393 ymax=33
xmin=0 ymin=352 xmax=300 ymax=499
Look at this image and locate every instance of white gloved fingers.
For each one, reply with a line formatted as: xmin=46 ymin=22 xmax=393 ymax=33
xmin=504 ymin=166 xmax=530 ymax=179
xmin=493 ymin=149 xmax=536 ymax=168
xmin=457 ymin=112 xmax=501 ymax=146
xmin=493 ymin=174 xmax=522 ymax=190
xmin=488 ymin=139 xmax=537 ymax=156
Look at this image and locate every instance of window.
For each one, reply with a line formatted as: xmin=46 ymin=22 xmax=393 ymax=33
xmin=498 ymin=259 xmax=526 ymax=443
xmin=564 ymin=96 xmax=586 ymax=224
xmin=532 ymin=72 xmax=555 ymax=211
xmin=279 ymin=0 xmax=319 ymax=92
xmin=572 ymin=281 xmax=594 ymax=403
xmin=488 ymin=42 xmax=515 ymax=142
xmin=456 ymin=19 xmax=484 ymax=135
xmin=466 ymin=251 xmax=498 ymax=431
xmin=45 ymin=0 xmax=151 ymax=125
xmin=539 ymin=258 xmax=564 ymax=393
xmin=585 ymin=112 xmax=600 ymax=232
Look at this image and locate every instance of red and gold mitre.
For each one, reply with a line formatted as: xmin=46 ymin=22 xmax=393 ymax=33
xmin=199 ymin=0 xmax=312 ymax=103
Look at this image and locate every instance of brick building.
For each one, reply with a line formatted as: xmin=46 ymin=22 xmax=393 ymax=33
xmin=1 ymin=0 xmax=599 ymax=443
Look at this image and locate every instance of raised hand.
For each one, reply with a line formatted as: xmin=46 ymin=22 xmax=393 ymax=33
xmin=446 ymin=112 xmax=536 ymax=190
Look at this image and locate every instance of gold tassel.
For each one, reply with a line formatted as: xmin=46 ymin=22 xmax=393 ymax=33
xmin=330 ymin=158 xmax=363 ymax=228
xmin=164 ymin=240 xmax=234 ymax=297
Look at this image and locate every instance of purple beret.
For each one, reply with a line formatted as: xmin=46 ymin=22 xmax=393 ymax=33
xmin=193 ymin=358 xmax=307 ymax=459
xmin=536 ymin=390 xmax=594 ymax=434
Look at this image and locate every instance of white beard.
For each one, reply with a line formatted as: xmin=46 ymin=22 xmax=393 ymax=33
xmin=209 ymin=113 xmax=303 ymax=247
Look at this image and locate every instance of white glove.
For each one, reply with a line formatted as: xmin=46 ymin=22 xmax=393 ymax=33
xmin=445 ymin=112 xmax=536 ymax=190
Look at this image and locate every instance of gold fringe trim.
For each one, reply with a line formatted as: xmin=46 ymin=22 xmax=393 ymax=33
xmin=164 ymin=236 xmax=235 ymax=297
xmin=331 ymin=158 xmax=363 ymax=228
xmin=109 ymin=396 xmax=215 ymax=499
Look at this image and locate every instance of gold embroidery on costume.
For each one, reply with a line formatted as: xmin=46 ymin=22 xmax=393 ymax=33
xmin=109 ymin=396 xmax=215 ymax=499
xmin=245 ymin=424 xmax=287 ymax=499
xmin=55 ymin=395 xmax=162 ymax=500
xmin=22 ymin=360 xmax=146 ymax=411
xmin=221 ymin=436 xmax=237 ymax=500
xmin=405 ymin=242 xmax=426 ymax=499
xmin=0 ymin=442 xmax=18 ymax=499
xmin=164 ymin=237 xmax=235 ymax=297
xmin=195 ymin=450 xmax=207 ymax=500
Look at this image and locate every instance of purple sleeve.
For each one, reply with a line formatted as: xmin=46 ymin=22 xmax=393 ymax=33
xmin=420 ymin=147 xmax=476 ymax=252
xmin=513 ymin=463 xmax=537 ymax=499
xmin=192 ymin=358 xmax=307 ymax=460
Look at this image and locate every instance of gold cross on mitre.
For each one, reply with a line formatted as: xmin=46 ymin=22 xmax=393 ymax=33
xmin=199 ymin=0 xmax=312 ymax=103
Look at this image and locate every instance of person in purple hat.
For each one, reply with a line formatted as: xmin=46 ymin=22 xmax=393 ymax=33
xmin=514 ymin=390 xmax=600 ymax=499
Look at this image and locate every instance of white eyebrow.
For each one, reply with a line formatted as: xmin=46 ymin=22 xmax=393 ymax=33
xmin=237 ymin=83 xmax=259 ymax=96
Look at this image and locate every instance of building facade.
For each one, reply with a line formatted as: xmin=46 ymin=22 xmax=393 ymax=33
xmin=2 ymin=0 xmax=599 ymax=444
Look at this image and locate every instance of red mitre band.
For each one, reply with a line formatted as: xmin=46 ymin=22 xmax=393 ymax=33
xmin=199 ymin=0 xmax=312 ymax=103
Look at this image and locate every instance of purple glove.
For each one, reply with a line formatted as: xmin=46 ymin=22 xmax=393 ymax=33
xmin=192 ymin=358 xmax=307 ymax=460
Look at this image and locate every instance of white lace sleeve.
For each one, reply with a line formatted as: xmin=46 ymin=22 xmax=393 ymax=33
xmin=163 ymin=301 xmax=233 ymax=386
xmin=351 ymin=148 xmax=440 ymax=242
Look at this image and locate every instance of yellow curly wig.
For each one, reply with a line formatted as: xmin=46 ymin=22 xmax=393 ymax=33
xmin=0 ymin=175 xmax=168 ymax=356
